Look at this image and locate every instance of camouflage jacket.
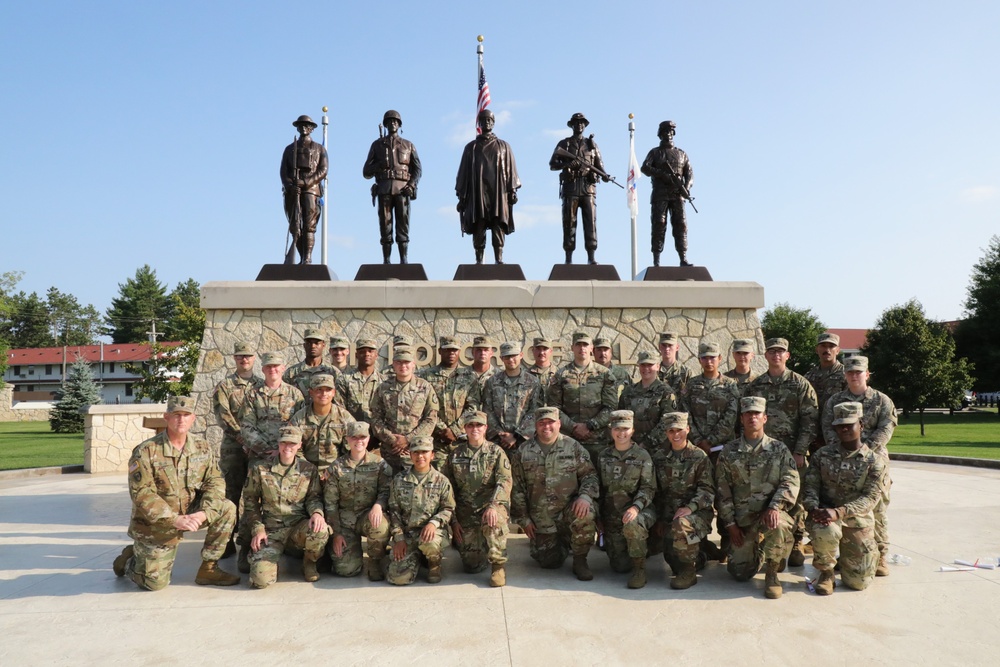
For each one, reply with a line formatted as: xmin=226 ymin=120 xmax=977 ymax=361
xmin=723 ymin=369 xmax=758 ymax=390
xmin=335 ymin=367 xmax=386 ymax=423
xmin=681 ymin=374 xmax=741 ymax=448
xmin=211 ymin=372 xmax=263 ymax=446
xmin=802 ymin=443 xmax=886 ymax=529
xmin=418 ymin=364 xmax=482 ymax=439
xmin=482 ymin=369 xmax=542 ymax=441
xmin=126 ymin=432 xmax=228 ymax=546
xmin=323 ymin=451 xmax=392 ymax=534
xmin=440 ymin=440 xmax=513 ymax=516
xmin=241 ymin=382 xmax=305 ymax=459
xmin=805 ymin=362 xmax=847 ymax=444
xmin=605 ymin=363 xmax=634 ymax=403
xmin=243 ymin=456 xmax=324 ymax=535
xmin=618 ymin=379 xmax=678 ymax=449
xmin=745 ymin=369 xmax=819 ymax=456
xmin=527 ymin=364 xmax=556 ymax=405
xmin=597 ymin=444 xmax=656 ymax=518
xmin=471 ymin=366 xmax=498 ymax=393
xmin=821 ymin=387 xmax=897 ymax=457
xmin=658 ymin=361 xmax=693 ymax=394
xmin=369 ymin=376 xmax=440 ymax=445
xmin=388 ymin=467 xmax=455 ymax=541
xmin=511 ymin=434 xmax=600 ymax=533
xmin=282 ymin=361 xmax=337 ymax=397
xmin=715 ymin=434 xmax=800 ymax=529
xmin=651 ymin=443 xmax=716 ymax=519
xmin=549 ymin=360 xmax=617 ymax=444
xmin=290 ymin=403 xmax=356 ymax=471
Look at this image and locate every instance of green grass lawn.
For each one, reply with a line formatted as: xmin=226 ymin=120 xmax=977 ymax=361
xmin=0 ymin=421 xmax=84 ymax=470
xmin=888 ymin=409 xmax=1000 ymax=459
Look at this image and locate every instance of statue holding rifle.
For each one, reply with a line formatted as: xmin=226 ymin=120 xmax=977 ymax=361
xmin=641 ymin=120 xmax=696 ymax=267
xmin=363 ymin=110 xmax=422 ymax=264
xmin=280 ymin=115 xmax=328 ymax=265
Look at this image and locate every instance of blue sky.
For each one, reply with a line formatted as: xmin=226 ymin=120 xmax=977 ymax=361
xmin=2 ymin=1 xmax=997 ymax=331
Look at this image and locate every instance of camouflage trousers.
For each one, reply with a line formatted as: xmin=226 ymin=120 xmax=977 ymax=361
xmin=329 ymin=512 xmax=390 ymax=577
xmin=124 ymin=499 xmax=236 ymax=591
xmin=726 ymin=511 xmax=795 ymax=582
xmin=386 ymin=524 xmax=450 ymax=586
xmin=658 ymin=508 xmax=713 ymax=572
xmin=454 ymin=506 xmax=509 ymax=572
xmin=249 ymin=520 xmax=332 ymax=588
xmin=807 ymin=519 xmax=878 ymax=591
xmin=528 ymin=503 xmax=597 ymax=569
xmin=219 ymin=444 xmax=248 ymax=540
xmin=875 ymin=469 xmax=892 ymax=557
xmin=792 ymin=460 xmax=807 ymax=542
xmin=604 ymin=506 xmax=656 ymax=573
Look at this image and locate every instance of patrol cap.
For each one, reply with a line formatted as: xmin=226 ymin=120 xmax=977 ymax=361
xmin=572 ymin=332 xmax=593 ymax=345
xmin=593 ymin=337 xmax=612 ymax=349
xmin=310 ymin=374 xmax=336 ymax=389
xmin=659 ymin=331 xmax=679 ymax=345
xmin=409 ymin=436 xmax=434 ymax=453
xmin=166 ymin=395 xmax=196 ymax=414
xmin=844 ymin=356 xmax=869 ymax=372
xmin=346 ymin=421 xmax=370 ymax=438
xmin=637 ymin=350 xmax=658 ymax=365
xmin=535 ymin=406 xmax=561 ymax=422
xmin=461 ymin=410 xmax=489 ymax=427
xmin=765 ymin=338 xmax=789 ymax=351
xmin=293 ymin=115 xmax=317 ymax=128
xmin=663 ymin=412 xmax=689 ymax=429
xmin=260 ymin=352 xmax=285 ymax=366
xmin=329 ymin=335 xmax=350 ymax=349
xmin=567 ymin=112 xmax=590 ymax=127
xmin=698 ymin=342 xmax=721 ymax=358
xmin=393 ymin=334 xmax=414 ymax=347
xmin=609 ymin=410 xmax=634 ymax=428
xmin=393 ymin=349 xmax=414 ymax=362
xmin=817 ymin=332 xmax=841 ymax=346
xmin=472 ymin=335 xmax=495 ymax=349
xmin=740 ymin=396 xmax=767 ymax=413
xmin=383 ymin=109 xmax=402 ymax=126
xmin=355 ymin=337 xmax=378 ymax=350
xmin=303 ymin=328 xmax=324 ymax=341
xmin=278 ymin=425 xmax=303 ymax=444
xmin=732 ymin=339 xmax=754 ymax=353
xmin=233 ymin=341 xmax=255 ymax=356
xmin=831 ymin=402 xmax=863 ymax=426
xmin=438 ymin=335 xmax=461 ymax=350
xmin=499 ymin=341 xmax=522 ymax=357
xmin=532 ymin=337 xmax=553 ymax=349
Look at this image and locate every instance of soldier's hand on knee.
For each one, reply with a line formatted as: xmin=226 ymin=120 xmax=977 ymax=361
xmin=727 ymin=524 xmax=745 ymax=548
xmin=762 ymin=508 xmax=780 ymax=530
xmin=251 ymin=530 xmax=268 ymax=553
xmin=673 ymin=507 xmax=692 ymax=520
xmin=571 ymin=497 xmax=591 ymax=519
xmin=419 ymin=523 xmax=437 ymax=544
xmin=309 ymin=512 xmax=328 ymax=534
xmin=483 ymin=506 xmax=498 ymax=528
xmin=622 ymin=507 xmax=639 ymax=525
xmin=392 ymin=540 xmax=407 ymax=561
xmin=368 ymin=504 xmax=384 ymax=529
xmin=332 ymin=534 xmax=347 ymax=557
xmin=522 ymin=521 xmax=536 ymax=540
xmin=452 ymin=521 xmax=464 ymax=545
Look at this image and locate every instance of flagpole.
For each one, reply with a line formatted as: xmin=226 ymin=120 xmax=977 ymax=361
xmin=628 ymin=113 xmax=638 ymax=280
xmin=476 ymin=35 xmax=484 ymax=133
xmin=321 ymin=105 xmax=329 ymax=266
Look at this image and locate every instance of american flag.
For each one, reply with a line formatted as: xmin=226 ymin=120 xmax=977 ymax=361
xmin=476 ymin=50 xmax=491 ymax=134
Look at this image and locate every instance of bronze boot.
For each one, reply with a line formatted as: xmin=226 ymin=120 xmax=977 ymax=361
xmin=382 ymin=245 xmax=392 ymax=264
xmin=494 ymin=247 xmax=504 ymax=264
xmin=587 ymin=250 xmax=597 ymax=265
xmin=565 ymin=250 xmax=573 ymax=264
xmin=475 ymin=248 xmax=484 ymax=265
xmin=764 ymin=560 xmax=783 ymax=599
xmin=398 ymin=243 xmax=408 ymax=264
xmin=572 ymin=555 xmax=593 ymax=581
xmin=627 ymin=557 xmax=646 ymax=589
xmin=195 ymin=560 xmax=241 ymax=586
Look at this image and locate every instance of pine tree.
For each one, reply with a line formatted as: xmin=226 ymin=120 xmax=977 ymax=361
xmin=955 ymin=235 xmax=1000 ymax=393
xmin=760 ymin=302 xmax=827 ymax=375
xmin=49 ymin=357 xmax=104 ymax=433
xmin=103 ymin=265 xmax=170 ymax=344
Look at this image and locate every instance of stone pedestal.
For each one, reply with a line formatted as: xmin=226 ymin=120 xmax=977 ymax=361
xmin=354 ymin=264 xmax=428 ymax=281
xmin=256 ymin=264 xmax=336 ymax=281
xmin=548 ymin=265 xmax=621 ymax=281
xmin=639 ymin=266 xmax=713 ymax=281
xmin=453 ymin=264 xmax=526 ymax=280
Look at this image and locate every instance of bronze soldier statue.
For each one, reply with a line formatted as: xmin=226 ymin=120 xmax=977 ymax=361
xmin=456 ymin=109 xmax=521 ymax=265
xmin=363 ymin=110 xmax=422 ymax=264
xmin=641 ymin=120 xmax=694 ymax=267
xmin=549 ymin=112 xmax=609 ymax=265
xmin=280 ymin=115 xmax=329 ymax=265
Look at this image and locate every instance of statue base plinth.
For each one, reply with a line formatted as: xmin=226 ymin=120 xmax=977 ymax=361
xmin=453 ymin=264 xmax=527 ymax=280
xmin=354 ymin=264 xmax=428 ymax=281
xmin=638 ymin=266 xmax=713 ymax=282
xmin=547 ymin=264 xmax=621 ymax=281
xmin=256 ymin=264 xmax=336 ymax=281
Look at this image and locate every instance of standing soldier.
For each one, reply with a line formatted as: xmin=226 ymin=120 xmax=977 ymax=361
xmin=387 ymin=437 xmax=456 ymax=585
xmin=290 ymin=374 xmax=356 ymax=474
xmin=657 ymin=331 xmax=693 ymax=394
xmin=593 ymin=337 xmax=632 ymax=402
xmin=597 ymin=410 xmax=657 ymax=589
xmin=328 ymin=335 xmax=352 ymax=376
xmin=641 ymin=120 xmax=694 ymax=267
xmin=440 ymin=411 xmax=513 ymax=587
xmin=363 ymin=109 xmax=422 ymax=264
xmin=619 ymin=350 xmax=679 ymax=450
xmin=280 ymin=115 xmax=328 ymax=265
xmin=325 ymin=422 xmax=393 ymax=581
xmin=512 ymin=407 xmax=599 ymax=581
xmin=369 ymin=349 xmax=440 ymax=474
xmin=549 ymin=112 xmax=609 ymax=265
xmin=419 ymin=335 xmax=481 ymax=466
xmin=336 ymin=337 xmax=385 ymax=425
xmin=283 ymin=329 xmax=334 ymax=396
xmin=526 ymin=337 xmax=557 ymax=405
xmin=682 ymin=341 xmax=740 ymax=459
xmin=716 ymin=397 xmax=800 ymax=599
xmin=724 ymin=338 xmax=759 ymax=390
xmin=211 ymin=341 xmax=262 ymax=556
xmin=482 ymin=341 xmax=542 ymax=455
xmin=804 ymin=332 xmax=847 ymax=452
xmin=243 ymin=426 xmax=331 ymax=588
xmin=469 ymin=335 xmax=498 ymax=392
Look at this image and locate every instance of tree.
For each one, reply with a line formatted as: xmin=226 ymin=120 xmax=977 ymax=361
xmin=760 ymin=302 xmax=827 ymax=375
xmin=127 ymin=341 xmax=200 ymax=402
xmin=49 ymin=356 xmax=104 ymax=433
xmin=862 ymin=299 xmax=974 ymax=435
xmin=104 ymin=265 xmax=171 ymax=344
xmin=955 ymin=235 xmax=1000 ymax=393
xmin=46 ymin=287 xmax=101 ymax=346
xmin=1 ymin=291 xmax=55 ymax=348
xmin=163 ymin=278 xmax=205 ymax=343
xmin=0 ymin=270 xmax=23 ymax=385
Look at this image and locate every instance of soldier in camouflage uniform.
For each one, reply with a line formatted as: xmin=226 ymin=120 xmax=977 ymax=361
xmin=597 ymin=410 xmax=657 ymax=589
xmin=242 ymin=426 xmax=331 ymax=588
xmin=113 ymin=396 xmax=240 ymax=590
xmin=387 ymin=437 xmax=456 ymax=585
xmin=820 ymin=355 xmax=897 ymax=575
xmin=512 ymin=406 xmax=600 ymax=581
xmin=290 ymin=374 xmax=356 ymax=473
xmin=325 ymin=422 xmax=392 ymax=581
xmin=716 ymin=396 xmax=800 ymax=599
xmin=804 ymin=332 xmax=847 ymax=453
xmin=594 ymin=337 xmax=633 ymax=402
xmin=469 ymin=335 xmax=498 ymax=392
xmin=440 ymin=411 xmax=513 ymax=587
xmin=723 ymin=338 xmax=758 ymax=390
xmin=211 ymin=341 xmax=263 ymax=554
xmin=370 ymin=348 xmax=440 ymax=473
xmin=745 ymin=337 xmax=819 ymax=567
xmin=336 ymin=337 xmax=385 ymax=426
xmin=527 ymin=337 xmax=557 ymax=406
xmin=657 ymin=331 xmax=693 ymax=394
xmin=483 ymin=341 xmax=542 ymax=454
xmin=283 ymin=329 xmax=335 ymax=396
xmin=549 ymin=332 xmax=618 ymax=467
xmin=419 ymin=335 xmax=481 ymax=466
xmin=328 ymin=335 xmax=351 ymax=375
xmin=804 ymin=402 xmax=887 ymax=594
xmin=650 ymin=412 xmax=715 ymax=589
xmin=618 ymin=350 xmax=679 ymax=450
xmin=682 ymin=341 xmax=740 ymax=459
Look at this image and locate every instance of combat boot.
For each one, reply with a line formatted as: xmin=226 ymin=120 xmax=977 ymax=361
xmin=489 ymin=563 xmax=506 ymax=588
xmin=670 ymin=564 xmax=697 ymax=590
xmin=653 ymin=251 xmax=660 ymax=267
xmin=368 ymin=557 xmax=385 ymax=582
xmin=788 ymin=540 xmax=806 ymax=567
xmin=565 ymin=250 xmax=573 ymax=264
xmin=112 ymin=545 xmax=133 ymax=577
xmin=195 ymin=560 xmax=241 ymax=586
xmin=426 ymin=554 xmax=443 ymax=584
xmin=587 ymin=250 xmax=597 ymax=265
xmin=764 ymin=560 xmax=783 ymax=599
xmin=627 ymin=557 xmax=646 ymax=589
xmin=237 ymin=545 xmax=251 ymax=574
xmin=302 ymin=555 xmax=320 ymax=583
xmin=572 ymin=555 xmax=593 ymax=581
xmin=398 ymin=243 xmax=408 ymax=265
xmin=876 ymin=554 xmax=890 ymax=577
xmin=679 ymin=252 xmax=692 ymax=267
xmin=815 ymin=569 xmax=835 ymax=596
xmin=475 ymin=248 xmax=485 ymax=265
xmin=382 ymin=245 xmax=392 ymax=264
xmin=494 ymin=247 xmax=504 ymax=264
